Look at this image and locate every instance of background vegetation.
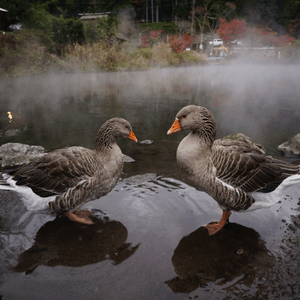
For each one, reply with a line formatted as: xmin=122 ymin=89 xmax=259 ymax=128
xmin=1 ymin=0 xmax=300 ymax=77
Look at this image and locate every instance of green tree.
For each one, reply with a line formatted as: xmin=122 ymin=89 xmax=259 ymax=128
xmin=96 ymin=13 xmax=120 ymax=43
xmin=0 ymin=0 xmax=39 ymax=24
xmin=52 ymin=16 xmax=84 ymax=52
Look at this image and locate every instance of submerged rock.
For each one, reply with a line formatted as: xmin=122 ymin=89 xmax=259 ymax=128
xmin=122 ymin=173 xmax=157 ymax=185
xmin=277 ymin=134 xmax=300 ymax=157
xmin=123 ymin=154 xmax=135 ymax=163
xmin=140 ymin=140 xmax=153 ymax=145
xmin=0 ymin=143 xmax=46 ymax=168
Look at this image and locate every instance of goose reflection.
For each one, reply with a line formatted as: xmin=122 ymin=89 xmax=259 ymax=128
xmin=165 ymin=222 xmax=273 ymax=294
xmin=15 ymin=210 xmax=140 ymax=274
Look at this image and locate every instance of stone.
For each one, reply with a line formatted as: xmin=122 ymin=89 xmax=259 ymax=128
xmin=122 ymin=173 xmax=157 ymax=185
xmin=140 ymin=140 xmax=153 ymax=145
xmin=123 ymin=154 xmax=135 ymax=163
xmin=0 ymin=143 xmax=46 ymax=168
xmin=277 ymin=134 xmax=300 ymax=157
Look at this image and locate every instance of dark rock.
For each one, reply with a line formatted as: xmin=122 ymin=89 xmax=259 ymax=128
xmin=0 ymin=143 xmax=46 ymax=168
xmin=277 ymin=134 xmax=300 ymax=157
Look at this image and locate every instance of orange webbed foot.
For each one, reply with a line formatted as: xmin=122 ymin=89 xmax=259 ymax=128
xmin=206 ymin=222 xmax=224 ymax=235
xmin=206 ymin=210 xmax=232 ymax=235
xmin=65 ymin=210 xmax=94 ymax=225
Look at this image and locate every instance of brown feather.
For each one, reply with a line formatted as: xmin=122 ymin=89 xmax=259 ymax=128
xmin=6 ymin=118 xmax=136 ymax=214
xmin=173 ymin=105 xmax=300 ymax=212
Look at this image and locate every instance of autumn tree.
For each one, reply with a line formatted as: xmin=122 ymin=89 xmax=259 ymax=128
xmin=216 ymin=18 xmax=247 ymax=46
xmin=141 ymin=30 xmax=163 ymax=47
xmin=169 ymin=33 xmax=193 ymax=53
xmin=192 ymin=2 xmax=236 ymax=48
xmin=259 ymin=30 xmax=295 ymax=47
xmin=193 ymin=0 xmax=216 ymax=47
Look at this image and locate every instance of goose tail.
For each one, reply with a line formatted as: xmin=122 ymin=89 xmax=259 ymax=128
xmin=249 ymin=174 xmax=300 ymax=211
xmin=0 ymin=173 xmax=55 ymax=212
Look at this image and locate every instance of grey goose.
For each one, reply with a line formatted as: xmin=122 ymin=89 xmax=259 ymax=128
xmin=167 ymin=105 xmax=300 ymax=235
xmin=0 ymin=118 xmax=137 ymax=224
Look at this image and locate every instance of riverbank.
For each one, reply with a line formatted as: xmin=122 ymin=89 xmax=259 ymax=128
xmin=0 ymin=38 xmax=207 ymax=78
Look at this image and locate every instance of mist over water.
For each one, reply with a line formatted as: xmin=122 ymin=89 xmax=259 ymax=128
xmin=1 ymin=63 xmax=299 ymax=154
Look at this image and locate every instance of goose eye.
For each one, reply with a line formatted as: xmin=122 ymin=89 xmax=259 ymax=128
xmin=126 ymin=126 xmax=129 ymax=129
xmin=182 ymin=115 xmax=186 ymax=119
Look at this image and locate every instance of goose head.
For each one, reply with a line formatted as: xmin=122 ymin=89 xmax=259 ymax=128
xmin=108 ymin=118 xmax=137 ymax=142
xmin=167 ymin=105 xmax=217 ymax=144
xmin=95 ymin=118 xmax=137 ymax=150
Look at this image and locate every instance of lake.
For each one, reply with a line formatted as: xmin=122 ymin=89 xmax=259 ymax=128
xmin=0 ymin=63 xmax=300 ymax=299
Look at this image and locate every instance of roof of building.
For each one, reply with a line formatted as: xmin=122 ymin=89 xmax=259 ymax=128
xmin=78 ymin=12 xmax=110 ymax=20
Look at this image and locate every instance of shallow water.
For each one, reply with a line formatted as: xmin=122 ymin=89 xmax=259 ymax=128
xmin=0 ymin=64 xmax=300 ymax=299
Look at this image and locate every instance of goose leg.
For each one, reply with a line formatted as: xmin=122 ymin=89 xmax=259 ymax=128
xmin=206 ymin=210 xmax=231 ymax=235
xmin=65 ymin=210 xmax=94 ymax=225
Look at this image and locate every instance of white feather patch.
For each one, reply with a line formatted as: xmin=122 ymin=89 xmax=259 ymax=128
xmin=0 ymin=173 xmax=55 ymax=212
xmin=249 ymin=174 xmax=300 ymax=211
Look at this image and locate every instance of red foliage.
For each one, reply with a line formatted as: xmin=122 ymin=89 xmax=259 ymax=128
xmin=150 ymin=30 xmax=163 ymax=38
xmin=260 ymin=31 xmax=294 ymax=47
xmin=275 ymin=35 xmax=294 ymax=46
xmin=141 ymin=30 xmax=163 ymax=47
xmin=217 ymin=18 xmax=247 ymax=45
xmin=182 ymin=33 xmax=193 ymax=48
xmin=169 ymin=34 xmax=193 ymax=53
xmin=217 ymin=18 xmax=294 ymax=48
xmin=141 ymin=35 xmax=149 ymax=47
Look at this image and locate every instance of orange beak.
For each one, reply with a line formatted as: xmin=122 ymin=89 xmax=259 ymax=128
xmin=127 ymin=130 xmax=138 ymax=142
xmin=167 ymin=119 xmax=182 ymax=135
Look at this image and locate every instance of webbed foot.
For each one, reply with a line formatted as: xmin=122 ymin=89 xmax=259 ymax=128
xmin=206 ymin=210 xmax=231 ymax=235
xmin=65 ymin=210 xmax=94 ymax=225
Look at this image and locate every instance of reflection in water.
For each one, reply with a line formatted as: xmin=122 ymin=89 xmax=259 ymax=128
xmin=165 ymin=222 xmax=273 ymax=294
xmin=15 ymin=211 xmax=140 ymax=275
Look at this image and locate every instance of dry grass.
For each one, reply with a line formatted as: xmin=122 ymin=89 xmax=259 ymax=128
xmin=0 ymin=39 xmax=207 ymax=77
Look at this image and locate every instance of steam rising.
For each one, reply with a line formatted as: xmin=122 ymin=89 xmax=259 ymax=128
xmin=1 ymin=63 xmax=299 ymax=153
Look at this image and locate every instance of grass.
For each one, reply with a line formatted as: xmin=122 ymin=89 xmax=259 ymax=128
xmin=0 ymin=32 xmax=207 ymax=77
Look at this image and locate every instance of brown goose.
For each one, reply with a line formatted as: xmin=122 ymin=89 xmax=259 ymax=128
xmin=0 ymin=118 xmax=137 ymax=224
xmin=167 ymin=105 xmax=300 ymax=235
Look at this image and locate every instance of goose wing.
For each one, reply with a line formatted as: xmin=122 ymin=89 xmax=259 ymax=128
xmin=10 ymin=147 xmax=101 ymax=197
xmin=212 ymin=139 xmax=299 ymax=193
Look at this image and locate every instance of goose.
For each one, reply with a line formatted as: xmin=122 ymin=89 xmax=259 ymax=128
xmin=0 ymin=118 xmax=137 ymax=224
xmin=167 ymin=105 xmax=300 ymax=235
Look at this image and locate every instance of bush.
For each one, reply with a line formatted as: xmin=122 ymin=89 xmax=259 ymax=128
xmin=169 ymin=34 xmax=193 ymax=53
xmin=22 ymin=6 xmax=54 ymax=50
xmin=52 ymin=17 xmax=84 ymax=55
xmin=0 ymin=30 xmax=60 ymax=76
xmin=138 ymin=21 xmax=178 ymax=34
xmin=141 ymin=30 xmax=163 ymax=47
xmin=138 ymin=47 xmax=152 ymax=59
xmin=169 ymin=36 xmax=186 ymax=53
xmin=281 ymin=39 xmax=300 ymax=62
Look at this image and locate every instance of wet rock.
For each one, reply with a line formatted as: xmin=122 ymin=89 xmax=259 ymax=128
xmin=140 ymin=140 xmax=153 ymax=145
xmin=277 ymin=134 xmax=300 ymax=157
xmin=5 ymin=129 xmax=21 ymax=137
xmin=123 ymin=173 xmax=157 ymax=185
xmin=0 ymin=143 xmax=46 ymax=168
xmin=123 ymin=154 xmax=135 ymax=163
xmin=223 ymin=133 xmax=265 ymax=153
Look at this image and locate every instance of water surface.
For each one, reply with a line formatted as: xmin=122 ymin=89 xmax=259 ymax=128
xmin=0 ymin=64 xmax=300 ymax=299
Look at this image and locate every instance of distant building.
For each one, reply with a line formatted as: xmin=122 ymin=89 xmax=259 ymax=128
xmin=78 ymin=12 xmax=110 ymax=26
xmin=0 ymin=8 xmax=8 ymax=31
